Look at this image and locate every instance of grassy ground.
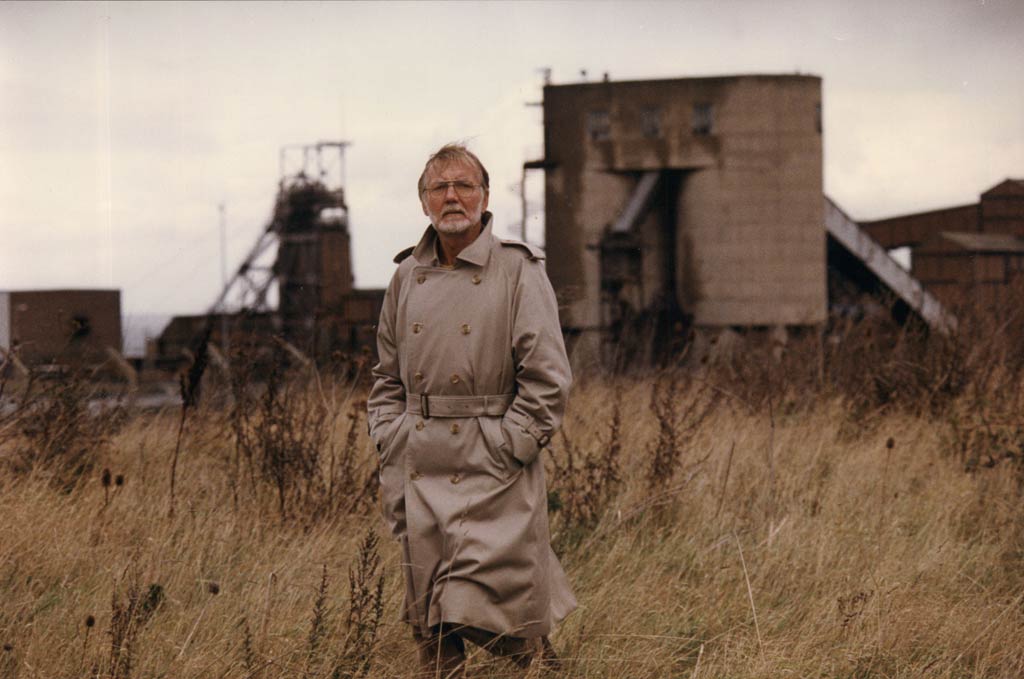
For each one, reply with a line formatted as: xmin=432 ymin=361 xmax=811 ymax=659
xmin=1 ymin=357 xmax=1023 ymax=678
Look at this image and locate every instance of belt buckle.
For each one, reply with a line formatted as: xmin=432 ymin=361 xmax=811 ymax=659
xmin=421 ymin=393 xmax=430 ymax=419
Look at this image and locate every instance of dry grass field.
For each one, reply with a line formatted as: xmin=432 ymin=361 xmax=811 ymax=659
xmin=1 ymin=318 xmax=1023 ymax=679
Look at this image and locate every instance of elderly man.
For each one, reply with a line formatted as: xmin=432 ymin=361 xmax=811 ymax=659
xmin=367 ymin=143 xmax=575 ymax=675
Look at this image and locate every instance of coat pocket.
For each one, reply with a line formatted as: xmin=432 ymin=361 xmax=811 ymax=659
xmin=377 ymin=412 xmax=408 ymax=466
xmin=378 ymin=413 xmax=411 ymax=538
xmin=478 ymin=416 xmax=520 ymax=474
xmin=500 ymin=416 xmax=541 ymax=467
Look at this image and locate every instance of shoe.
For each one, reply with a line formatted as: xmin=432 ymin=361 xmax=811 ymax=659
xmin=530 ymin=636 xmax=562 ymax=673
xmin=416 ymin=632 xmax=466 ymax=679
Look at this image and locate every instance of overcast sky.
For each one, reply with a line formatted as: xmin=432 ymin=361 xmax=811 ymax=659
xmin=1 ymin=0 xmax=1022 ymax=316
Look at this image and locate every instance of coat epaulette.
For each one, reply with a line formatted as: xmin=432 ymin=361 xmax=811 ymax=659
xmin=498 ymin=239 xmax=545 ymax=261
xmin=393 ymin=246 xmax=416 ymax=264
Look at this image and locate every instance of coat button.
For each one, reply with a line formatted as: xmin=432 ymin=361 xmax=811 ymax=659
xmin=472 ymin=274 xmax=481 ymax=285
xmin=412 ymin=322 xmax=423 ymax=334
xmin=450 ymin=423 xmax=460 ymax=434
xmin=450 ymin=473 xmax=462 ymax=484
xmin=449 ymin=374 xmax=460 ymax=384
xmin=410 ymin=471 xmax=422 ymax=480
xmin=415 ymin=421 xmax=425 ymax=431
xmin=417 ymin=274 xmax=426 ymax=284
xmin=414 ymin=371 xmax=423 ymax=381
xmin=460 ymin=324 xmax=471 ymax=335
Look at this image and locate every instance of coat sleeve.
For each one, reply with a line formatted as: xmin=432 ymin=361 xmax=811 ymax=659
xmin=501 ymin=258 xmax=573 ymax=466
xmin=367 ymin=268 xmax=406 ymax=453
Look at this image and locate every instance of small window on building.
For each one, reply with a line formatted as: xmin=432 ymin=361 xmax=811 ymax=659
xmin=587 ymin=110 xmax=611 ymax=141
xmin=69 ymin=314 xmax=91 ymax=340
xmin=692 ymin=103 xmax=713 ymax=135
xmin=640 ymin=107 xmax=662 ymax=138
xmin=815 ymin=102 xmax=822 ymax=134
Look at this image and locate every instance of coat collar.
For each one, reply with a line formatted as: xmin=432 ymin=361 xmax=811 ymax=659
xmin=410 ymin=212 xmax=494 ymax=268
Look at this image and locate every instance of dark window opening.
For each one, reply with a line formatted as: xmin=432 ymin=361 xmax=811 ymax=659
xmin=70 ymin=314 xmax=91 ymax=340
xmin=587 ymin=110 xmax=611 ymax=141
xmin=692 ymin=103 xmax=713 ymax=135
xmin=816 ymin=102 xmax=823 ymax=134
xmin=640 ymin=107 xmax=662 ymax=138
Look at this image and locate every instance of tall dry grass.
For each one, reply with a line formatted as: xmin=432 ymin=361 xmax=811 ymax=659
xmin=1 ymin=309 xmax=1023 ymax=678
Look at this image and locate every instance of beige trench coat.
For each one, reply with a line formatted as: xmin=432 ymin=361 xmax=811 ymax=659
xmin=367 ymin=213 xmax=576 ymax=638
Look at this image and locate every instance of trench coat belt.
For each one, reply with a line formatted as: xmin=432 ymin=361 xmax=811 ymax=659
xmin=406 ymin=393 xmax=515 ymax=419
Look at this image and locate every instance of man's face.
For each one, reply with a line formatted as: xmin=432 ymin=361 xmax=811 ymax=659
xmin=420 ymin=159 xmax=489 ymax=235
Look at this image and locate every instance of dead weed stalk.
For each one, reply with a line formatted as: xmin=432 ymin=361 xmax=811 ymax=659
xmin=168 ymin=325 xmax=211 ymax=518
xmin=647 ymin=372 xmax=720 ymax=492
xmin=549 ymin=390 xmax=623 ymax=544
xmin=106 ymin=575 xmax=164 ymax=679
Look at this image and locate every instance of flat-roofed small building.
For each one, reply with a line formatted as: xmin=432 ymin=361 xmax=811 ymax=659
xmin=0 ymin=289 xmax=122 ymax=366
xmin=861 ymin=179 xmax=1024 ymax=310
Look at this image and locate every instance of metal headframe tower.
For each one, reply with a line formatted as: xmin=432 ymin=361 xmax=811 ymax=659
xmin=207 ymin=142 xmax=352 ymax=344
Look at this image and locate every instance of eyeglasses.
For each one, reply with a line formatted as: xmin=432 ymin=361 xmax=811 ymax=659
xmin=422 ymin=181 xmax=484 ymax=200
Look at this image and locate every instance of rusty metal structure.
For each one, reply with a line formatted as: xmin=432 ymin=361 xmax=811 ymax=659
xmin=156 ymin=142 xmax=384 ymax=364
xmin=211 ymin=142 xmax=353 ymax=346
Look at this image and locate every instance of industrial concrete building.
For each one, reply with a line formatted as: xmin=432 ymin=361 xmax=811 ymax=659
xmin=0 ymin=289 xmax=122 ymax=366
xmin=533 ymin=75 xmax=825 ymax=361
xmin=529 ymin=74 xmax=952 ymax=364
xmin=861 ymin=179 xmax=1024 ymax=310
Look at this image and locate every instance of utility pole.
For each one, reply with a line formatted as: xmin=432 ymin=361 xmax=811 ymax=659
xmin=519 ymin=67 xmax=550 ymax=244
xmin=218 ymin=202 xmax=229 ymax=361
xmin=520 ymin=166 xmax=528 ymax=242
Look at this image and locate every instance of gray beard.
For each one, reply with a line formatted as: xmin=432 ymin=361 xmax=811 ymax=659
xmin=435 ymin=216 xmax=474 ymax=235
